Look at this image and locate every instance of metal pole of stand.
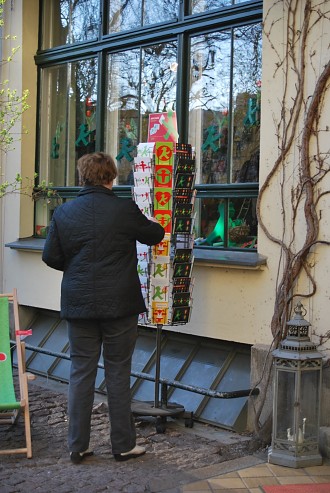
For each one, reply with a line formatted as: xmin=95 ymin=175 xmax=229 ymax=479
xmin=154 ymin=324 xmax=162 ymax=408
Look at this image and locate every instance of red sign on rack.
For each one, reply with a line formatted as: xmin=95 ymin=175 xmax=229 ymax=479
xmin=148 ymin=112 xmax=178 ymax=144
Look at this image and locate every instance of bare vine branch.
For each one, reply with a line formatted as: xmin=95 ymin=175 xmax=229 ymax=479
xmin=252 ymin=0 xmax=330 ymax=442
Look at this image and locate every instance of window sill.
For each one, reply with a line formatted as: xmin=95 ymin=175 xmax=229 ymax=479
xmin=194 ymin=247 xmax=266 ymax=269
xmin=6 ymin=237 xmax=267 ymax=269
xmin=5 ymin=237 xmax=46 ymax=252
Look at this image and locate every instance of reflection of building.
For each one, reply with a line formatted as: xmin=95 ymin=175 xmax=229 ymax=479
xmin=1 ymin=1 xmax=330 ymax=436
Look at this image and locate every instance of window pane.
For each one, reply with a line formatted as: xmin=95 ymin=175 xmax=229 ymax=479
xmin=105 ymin=43 xmax=177 ymax=184
xmin=39 ymin=65 xmax=67 ymax=186
xmin=189 ymin=24 xmax=261 ymax=186
xmin=35 ymin=196 xmax=63 ymax=238
xmin=192 ymin=0 xmax=253 ymax=15
xmin=232 ymin=25 xmax=261 ymax=183
xmin=141 ymin=43 xmax=178 ymax=144
xmin=170 ymin=346 xmax=229 ymax=413
xmin=201 ymin=352 xmax=250 ymax=427
xmin=39 ymin=59 xmax=98 ymax=186
xmin=105 ymin=49 xmax=140 ymax=185
xmin=192 ymin=0 xmax=232 ymax=14
xmin=194 ymin=197 xmax=257 ymax=248
xmin=41 ymin=0 xmax=100 ymax=49
xmin=108 ymin=0 xmax=179 ymax=33
xmin=189 ymin=31 xmax=232 ymax=185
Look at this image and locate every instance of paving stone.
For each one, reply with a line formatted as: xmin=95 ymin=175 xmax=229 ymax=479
xmin=0 ymin=380 xmax=260 ymax=493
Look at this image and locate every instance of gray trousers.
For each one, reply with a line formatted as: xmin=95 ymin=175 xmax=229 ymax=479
xmin=67 ymin=314 xmax=138 ymax=455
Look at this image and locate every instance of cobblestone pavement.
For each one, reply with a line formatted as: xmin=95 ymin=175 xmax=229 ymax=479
xmin=0 ymin=378 xmax=261 ymax=493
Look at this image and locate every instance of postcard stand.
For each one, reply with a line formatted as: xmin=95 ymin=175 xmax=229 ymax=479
xmin=132 ymin=142 xmax=195 ymax=432
xmin=131 ymin=323 xmax=191 ymax=433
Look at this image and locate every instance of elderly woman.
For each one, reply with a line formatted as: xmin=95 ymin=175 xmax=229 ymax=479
xmin=42 ymin=152 xmax=164 ymax=464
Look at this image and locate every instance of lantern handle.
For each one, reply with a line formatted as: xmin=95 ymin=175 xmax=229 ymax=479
xmin=294 ymin=301 xmax=307 ymax=317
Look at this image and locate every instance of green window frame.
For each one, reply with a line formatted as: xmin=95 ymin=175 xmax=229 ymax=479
xmin=35 ymin=0 xmax=262 ymax=253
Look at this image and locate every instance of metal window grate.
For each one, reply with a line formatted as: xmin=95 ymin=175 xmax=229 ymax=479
xmin=16 ymin=309 xmax=252 ymax=431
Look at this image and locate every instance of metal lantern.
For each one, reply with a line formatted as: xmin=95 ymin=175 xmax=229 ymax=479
xmin=268 ymin=302 xmax=323 ymax=468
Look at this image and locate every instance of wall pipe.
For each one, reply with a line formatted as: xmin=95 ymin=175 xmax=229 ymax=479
xmin=12 ymin=341 xmax=260 ymax=399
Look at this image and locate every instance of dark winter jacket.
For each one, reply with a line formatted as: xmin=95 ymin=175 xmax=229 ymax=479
xmin=42 ymin=186 xmax=165 ymax=320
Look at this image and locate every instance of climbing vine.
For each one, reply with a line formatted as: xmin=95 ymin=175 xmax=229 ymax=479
xmin=253 ymin=0 xmax=330 ymax=441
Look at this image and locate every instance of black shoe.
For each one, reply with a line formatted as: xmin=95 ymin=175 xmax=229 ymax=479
xmin=114 ymin=445 xmax=146 ymax=462
xmin=70 ymin=449 xmax=94 ymax=464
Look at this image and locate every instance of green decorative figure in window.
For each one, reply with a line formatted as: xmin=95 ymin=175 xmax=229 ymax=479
xmin=199 ymin=202 xmax=235 ymax=246
xmin=243 ymin=97 xmax=260 ymax=127
xmin=116 ymin=137 xmax=135 ymax=162
xmin=51 ymin=122 xmax=63 ymax=159
xmin=51 ymin=136 xmax=59 ymax=159
xmin=201 ymin=125 xmax=220 ymax=152
xmin=75 ymin=123 xmax=92 ymax=147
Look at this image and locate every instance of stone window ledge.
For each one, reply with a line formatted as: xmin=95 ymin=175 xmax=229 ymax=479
xmin=6 ymin=237 xmax=267 ymax=269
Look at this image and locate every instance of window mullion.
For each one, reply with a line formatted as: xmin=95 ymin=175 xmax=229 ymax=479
xmin=176 ymin=33 xmax=190 ymax=143
xmin=96 ymin=51 xmax=106 ymax=150
xmin=227 ymin=28 xmax=234 ymax=184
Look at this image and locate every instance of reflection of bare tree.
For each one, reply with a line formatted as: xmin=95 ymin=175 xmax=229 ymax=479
xmin=108 ymin=0 xmax=179 ymax=32
xmin=192 ymin=0 xmax=229 ymax=15
xmin=142 ymin=43 xmax=177 ymax=113
xmin=53 ymin=0 xmax=99 ymax=45
xmin=143 ymin=0 xmax=179 ymax=25
xmin=190 ymin=25 xmax=262 ymax=111
xmin=190 ymin=23 xmax=262 ymax=186
xmin=233 ymin=25 xmax=262 ymax=94
xmin=107 ymin=51 xmax=140 ymax=111
xmin=75 ymin=59 xmax=98 ymax=102
xmin=107 ymin=44 xmax=177 ymax=114
xmin=109 ymin=0 xmax=134 ymax=32
xmin=190 ymin=31 xmax=231 ymax=111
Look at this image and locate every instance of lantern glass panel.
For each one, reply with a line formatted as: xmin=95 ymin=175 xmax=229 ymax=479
xmin=300 ymin=370 xmax=320 ymax=440
xmin=275 ymin=370 xmax=295 ymax=441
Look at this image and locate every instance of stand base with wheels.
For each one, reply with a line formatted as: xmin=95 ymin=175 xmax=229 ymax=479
xmin=132 ymin=324 xmax=194 ymax=433
xmin=132 ymin=400 xmax=193 ymax=433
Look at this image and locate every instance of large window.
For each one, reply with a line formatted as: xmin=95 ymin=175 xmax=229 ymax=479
xmin=36 ymin=0 xmax=262 ymax=251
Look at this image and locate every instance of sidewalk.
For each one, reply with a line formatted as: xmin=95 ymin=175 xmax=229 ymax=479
xmin=0 ymin=377 xmax=329 ymax=493
xmin=179 ymin=459 xmax=330 ymax=493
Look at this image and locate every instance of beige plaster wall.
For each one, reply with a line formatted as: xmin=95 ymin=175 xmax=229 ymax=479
xmin=257 ymin=0 xmax=330 ymax=357
xmin=1 ymin=0 xmax=38 ymax=291
xmin=2 ymin=1 xmax=330 ymax=355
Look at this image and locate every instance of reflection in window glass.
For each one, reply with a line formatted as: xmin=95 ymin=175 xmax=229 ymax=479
xmin=41 ymin=0 xmax=100 ymax=49
xmin=194 ymin=197 xmax=258 ymax=249
xmin=105 ymin=50 xmax=140 ymax=185
xmin=105 ymin=43 xmax=177 ymax=184
xmin=131 ymin=332 xmax=156 ymax=386
xmin=189 ymin=25 xmax=261 ymax=186
xmin=192 ymin=0 xmax=231 ymax=14
xmin=38 ymin=59 xmax=98 ymax=187
xmin=232 ymin=25 xmax=262 ymax=183
xmin=170 ymin=346 xmax=229 ymax=412
xmin=192 ymin=0 xmax=250 ymax=15
xmin=35 ymin=196 xmax=64 ymax=238
xmin=108 ymin=0 xmax=179 ymax=33
xmin=189 ymin=31 xmax=231 ymax=185
xmin=201 ymin=352 xmax=250 ymax=428
xmin=132 ymin=339 xmax=193 ymax=401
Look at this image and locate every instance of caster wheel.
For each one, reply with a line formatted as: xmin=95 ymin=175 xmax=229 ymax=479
xmin=156 ymin=417 xmax=166 ymax=434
